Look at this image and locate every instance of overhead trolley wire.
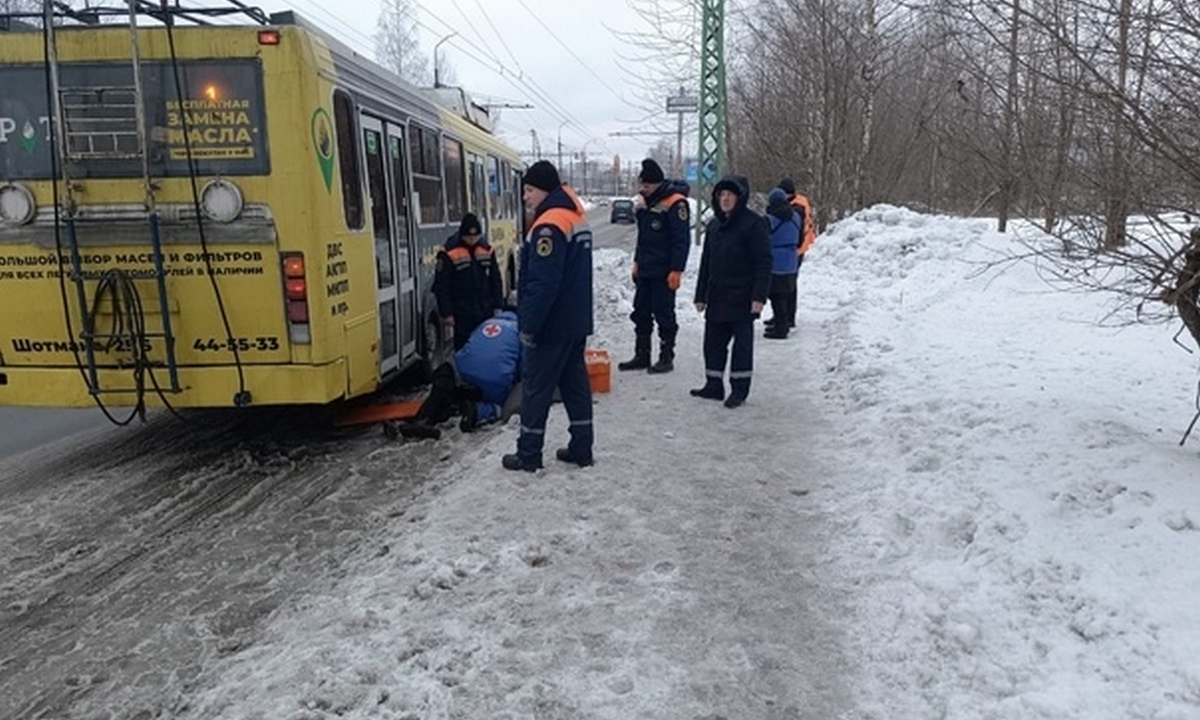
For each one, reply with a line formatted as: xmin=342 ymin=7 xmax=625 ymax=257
xmin=285 ymin=0 xmax=605 ymax=149
xmin=511 ymin=0 xmax=630 ymax=106
xmin=472 ymin=0 xmax=525 ymax=73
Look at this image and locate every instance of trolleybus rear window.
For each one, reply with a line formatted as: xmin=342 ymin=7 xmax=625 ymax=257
xmin=0 ymin=59 xmax=268 ymax=180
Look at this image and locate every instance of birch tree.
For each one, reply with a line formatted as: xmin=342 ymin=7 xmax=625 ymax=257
xmin=375 ymin=0 xmax=429 ymax=86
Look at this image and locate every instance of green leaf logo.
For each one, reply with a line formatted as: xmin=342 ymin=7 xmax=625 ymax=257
xmin=311 ymin=108 xmax=334 ymax=192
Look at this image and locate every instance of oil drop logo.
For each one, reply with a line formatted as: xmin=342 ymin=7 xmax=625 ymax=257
xmin=20 ymin=121 xmax=38 ymax=153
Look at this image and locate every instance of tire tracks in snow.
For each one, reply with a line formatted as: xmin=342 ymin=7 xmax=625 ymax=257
xmin=0 ymin=406 xmax=439 ymax=720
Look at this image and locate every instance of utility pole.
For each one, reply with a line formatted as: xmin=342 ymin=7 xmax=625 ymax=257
xmin=530 ymin=129 xmax=541 ymax=159
xmin=666 ymin=86 xmax=699 ymax=182
xmin=580 ymin=139 xmax=596 ymax=196
xmin=675 ymin=86 xmax=685 ymax=177
xmin=557 ymin=120 xmax=567 ymax=175
xmin=697 ymin=0 xmax=726 ymax=243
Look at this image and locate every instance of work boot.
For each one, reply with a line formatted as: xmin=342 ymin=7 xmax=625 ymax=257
xmin=555 ymin=447 xmax=594 ymax=467
xmin=458 ymin=399 xmax=478 ymax=433
xmin=689 ymin=381 xmax=724 ymax=401
xmin=617 ymin=333 xmax=652 ymax=371
xmin=723 ymin=393 xmax=747 ymax=409
xmin=647 ymin=331 xmax=675 ymax=374
xmin=502 ymin=453 xmax=541 ymax=472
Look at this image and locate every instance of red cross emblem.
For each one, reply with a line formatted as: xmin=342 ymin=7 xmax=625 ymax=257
xmin=482 ymin=323 xmax=502 ymax=338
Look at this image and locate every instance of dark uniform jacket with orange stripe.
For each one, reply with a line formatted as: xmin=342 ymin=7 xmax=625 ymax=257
xmin=634 ymin=179 xmax=691 ymax=278
xmin=519 ymin=185 xmax=594 ymax=343
xmin=434 ymin=233 xmax=504 ymax=325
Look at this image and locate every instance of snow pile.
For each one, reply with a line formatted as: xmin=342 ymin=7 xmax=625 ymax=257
xmin=801 ymin=204 xmax=1200 ymax=719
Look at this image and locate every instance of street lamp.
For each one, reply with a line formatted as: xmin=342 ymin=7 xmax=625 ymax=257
xmin=579 ymin=139 xmax=597 ymax=196
xmin=557 ymin=120 xmax=568 ymax=175
xmin=433 ymin=32 xmax=457 ymax=88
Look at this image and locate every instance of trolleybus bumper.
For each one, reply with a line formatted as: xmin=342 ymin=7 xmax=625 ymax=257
xmin=0 ymin=361 xmax=350 ymax=409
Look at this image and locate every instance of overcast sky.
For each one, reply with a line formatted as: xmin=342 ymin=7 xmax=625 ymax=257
xmin=248 ymin=0 xmax=681 ymax=168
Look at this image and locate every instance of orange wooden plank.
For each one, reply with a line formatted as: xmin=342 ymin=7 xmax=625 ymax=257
xmin=335 ymin=399 xmax=425 ymax=427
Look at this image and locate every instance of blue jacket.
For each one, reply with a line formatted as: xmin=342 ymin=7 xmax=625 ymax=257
xmin=519 ymin=185 xmax=594 ymax=343
xmin=634 ymin=179 xmax=691 ymax=277
xmin=767 ymin=212 xmax=801 ymax=275
xmin=455 ymin=311 xmax=521 ymax=405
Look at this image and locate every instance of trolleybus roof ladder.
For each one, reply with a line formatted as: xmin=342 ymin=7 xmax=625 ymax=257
xmin=43 ymin=1 xmax=182 ymax=408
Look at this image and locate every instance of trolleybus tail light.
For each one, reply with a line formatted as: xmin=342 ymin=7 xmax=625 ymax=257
xmin=200 ymin=178 xmax=244 ymax=223
xmin=280 ymin=252 xmax=311 ymax=343
xmin=0 ymin=183 xmax=36 ymax=226
xmin=258 ymin=30 xmax=281 ymax=45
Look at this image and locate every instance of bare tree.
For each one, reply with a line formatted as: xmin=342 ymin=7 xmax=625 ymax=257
xmin=375 ymin=0 xmax=429 ymax=86
xmin=719 ymin=0 xmax=1200 ymax=411
xmin=855 ymin=0 xmax=879 ymax=209
xmin=610 ymin=0 xmax=702 ymax=123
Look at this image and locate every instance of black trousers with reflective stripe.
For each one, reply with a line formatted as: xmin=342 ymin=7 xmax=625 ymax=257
xmin=630 ymin=276 xmax=678 ymax=340
xmin=702 ymin=319 xmax=755 ymax=397
xmin=517 ymin=337 xmax=593 ymax=462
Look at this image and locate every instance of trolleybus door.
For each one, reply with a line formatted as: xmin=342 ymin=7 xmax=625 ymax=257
xmin=362 ymin=116 xmax=400 ymax=374
xmin=468 ymin=152 xmax=487 ymax=225
xmin=386 ymin=123 xmax=419 ymax=361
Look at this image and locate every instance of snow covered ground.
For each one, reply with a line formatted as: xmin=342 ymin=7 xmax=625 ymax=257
xmin=39 ymin=205 xmax=1200 ymax=718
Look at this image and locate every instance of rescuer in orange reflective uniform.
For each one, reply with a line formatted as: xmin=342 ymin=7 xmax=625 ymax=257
xmin=433 ymin=212 xmax=504 ymax=350
xmin=617 ymin=158 xmax=691 ymax=374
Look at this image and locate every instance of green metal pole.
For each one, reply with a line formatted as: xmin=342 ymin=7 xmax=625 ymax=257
xmin=696 ymin=0 xmax=725 ymax=244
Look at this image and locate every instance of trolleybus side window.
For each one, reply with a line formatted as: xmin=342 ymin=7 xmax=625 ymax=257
xmin=510 ymin=167 xmax=523 ymax=219
xmin=409 ymin=124 xmax=443 ymax=225
xmin=487 ymin=155 xmax=503 ymax=221
xmin=333 ymin=90 xmax=364 ymax=230
xmin=505 ymin=162 xmax=515 ymax=219
xmin=467 ymin=150 xmax=485 ymax=220
xmin=443 ymin=137 xmax=467 ymax=223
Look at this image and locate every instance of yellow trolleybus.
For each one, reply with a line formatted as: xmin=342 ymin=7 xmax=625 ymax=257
xmin=0 ymin=4 xmax=525 ymax=414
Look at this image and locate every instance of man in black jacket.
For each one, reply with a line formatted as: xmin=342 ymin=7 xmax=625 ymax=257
xmin=691 ymin=175 xmax=772 ymax=408
xmin=433 ymin=213 xmax=504 ymax=350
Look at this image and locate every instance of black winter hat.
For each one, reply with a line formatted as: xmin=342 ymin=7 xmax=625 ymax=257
xmin=778 ymin=177 xmax=797 ymax=195
xmin=522 ymin=160 xmax=561 ymax=192
xmin=459 ymin=213 xmax=482 ymax=236
xmin=639 ymin=158 xmax=665 ymax=183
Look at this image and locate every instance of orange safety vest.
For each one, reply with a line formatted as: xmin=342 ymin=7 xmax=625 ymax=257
xmin=445 ymin=243 xmax=495 ymax=268
xmin=790 ymin=194 xmax=817 ymax=255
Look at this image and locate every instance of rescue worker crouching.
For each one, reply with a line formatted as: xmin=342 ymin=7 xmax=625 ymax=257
xmin=405 ymin=312 xmax=522 ymax=437
xmin=456 ymin=311 xmax=522 ymax=432
xmin=618 ymin=158 xmax=691 ymax=374
xmin=433 ymin=212 xmax=504 ymax=350
xmin=502 ymin=160 xmax=595 ymax=472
